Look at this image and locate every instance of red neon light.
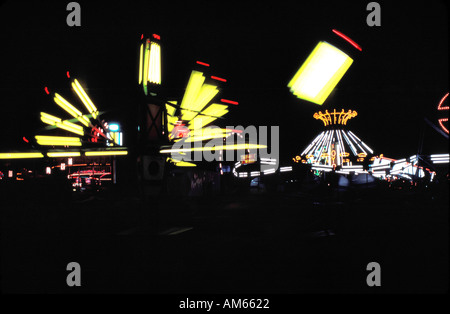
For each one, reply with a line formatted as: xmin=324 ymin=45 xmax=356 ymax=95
xmin=437 ymin=92 xmax=449 ymax=110
xmin=437 ymin=93 xmax=449 ymax=133
xmin=211 ymin=76 xmax=227 ymax=82
xmin=91 ymin=126 xmax=107 ymax=139
xmin=22 ymin=136 xmax=29 ymax=143
xmin=221 ymin=99 xmax=238 ymax=105
xmin=140 ymin=34 xmax=144 ymax=40
xmin=332 ymin=29 xmax=362 ymax=51
xmin=66 ymin=71 xmax=70 ymax=78
xmin=196 ymin=61 xmax=210 ymax=67
xmin=152 ymin=34 xmax=160 ymax=40
xmin=44 ymin=87 xmax=49 ymax=95
xmin=439 ymin=118 xmax=449 ymax=134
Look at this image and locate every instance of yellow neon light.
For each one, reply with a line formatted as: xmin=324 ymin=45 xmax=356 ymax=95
xmin=288 ymin=41 xmax=353 ymax=105
xmin=85 ymin=151 xmax=128 ymax=156
xmin=35 ymin=135 xmax=82 ymax=146
xmin=193 ymin=84 xmax=219 ymax=112
xmin=62 ymin=120 xmax=83 ymax=131
xmin=181 ymin=71 xmax=206 ymax=111
xmin=313 ymin=109 xmax=357 ymax=126
xmin=142 ymin=40 xmax=150 ymax=95
xmin=0 ymin=152 xmax=44 ymax=159
xmin=41 ymin=112 xmax=61 ymax=124
xmin=36 ymin=135 xmax=80 ymax=142
xmin=201 ymin=103 xmax=229 ymax=118
xmin=180 ymin=83 xmax=219 ymax=121
xmin=167 ymin=115 xmax=179 ymax=133
xmin=175 ymin=161 xmax=197 ymax=167
xmin=42 ymin=112 xmax=84 ymax=136
xmin=187 ymin=115 xmax=217 ymax=130
xmin=52 ymin=95 xmax=89 ymax=127
xmin=160 ymin=143 xmax=267 ymax=154
xmin=47 ymin=152 xmax=81 ymax=157
xmin=181 ymin=109 xmax=197 ymax=122
xmin=139 ymin=43 xmax=143 ymax=84
xmin=54 ymin=93 xmax=82 ymax=117
xmin=41 ymin=117 xmax=57 ymax=125
xmin=73 ymin=79 xmax=98 ymax=119
xmin=166 ymin=102 xmax=177 ymax=116
xmin=148 ymin=42 xmax=161 ymax=85
xmin=37 ymin=142 xmax=82 ymax=147
xmin=56 ymin=120 xmax=84 ymax=136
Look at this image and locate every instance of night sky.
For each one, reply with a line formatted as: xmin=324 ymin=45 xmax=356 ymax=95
xmin=0 ymin=0 xmax=448 ymax=163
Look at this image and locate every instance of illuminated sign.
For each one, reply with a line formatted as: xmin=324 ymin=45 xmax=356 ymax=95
xmin=288 ymin=41 xmax=353 ymax=105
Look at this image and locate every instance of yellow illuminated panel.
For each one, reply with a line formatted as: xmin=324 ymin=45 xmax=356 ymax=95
xmin=148 ymin=42 xmax=161 ymax=84
xmin=181 ymin=109 xmax=198 ymax=121
xmin=188 ymin=115 xmax=217 ymax=130
xmin=181 ymin=71 xmax=206 ymax=111
xmin=47 ymin=152 xmax=81 ymax=157
xmin=53 ymin=93 xmax=90 ymax=127
xmin=54 ymin=93 xmax=82 ymax=117
xmin=175 ymin=161 xmax=197 ymax=167
xmin=40 ymin=113 xmax=84 ymax=135
xmin=41 ymin=112 xmax=61 ymax=124
xmin=180 ymin=83 xmax=219 ymax=121
xmin=73 ymin=79 xmax=98 ymax=119
xmin=166 ymin=102 xmax=177 ymax=116
xmin=56 ymin=121 xmax=84 ymax=136
xmin=167 ymin=115 xmax=179 ymax=133
xmin=288 ymin=41 xmax=353 ymax=105
xmin=36 ymin=135 xmax=82 ymax=146
xmin=0 ymin=152 xmax=44 ymax=159
xmin=85 ymin=151 xmax=128 ymax=156
xmin=142 ymin=40 xmax=150 ymax=95
xmin=139 ymin=43 xmax=143 ymax=84
xmin=201 ymin=103 xmax=229 ymax=118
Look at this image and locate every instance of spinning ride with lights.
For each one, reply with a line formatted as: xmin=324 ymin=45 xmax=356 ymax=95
xmin=294 ymin=108 xmax=373 ymax=168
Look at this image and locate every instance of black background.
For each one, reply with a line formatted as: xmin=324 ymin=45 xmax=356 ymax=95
xmin=0 ymin=0 xmax=448 ymax=160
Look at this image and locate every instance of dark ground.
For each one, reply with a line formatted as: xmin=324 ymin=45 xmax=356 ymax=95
xmin=0 ymin=177 xmax=448 ymax=294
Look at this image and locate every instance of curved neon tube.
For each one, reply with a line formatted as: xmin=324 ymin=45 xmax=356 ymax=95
xmin=332 ymin=29 xmax=362 ymax=51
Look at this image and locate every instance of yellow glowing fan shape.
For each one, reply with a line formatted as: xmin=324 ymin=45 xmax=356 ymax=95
xmin=38 ymin=78 xmax=100 ymax=146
